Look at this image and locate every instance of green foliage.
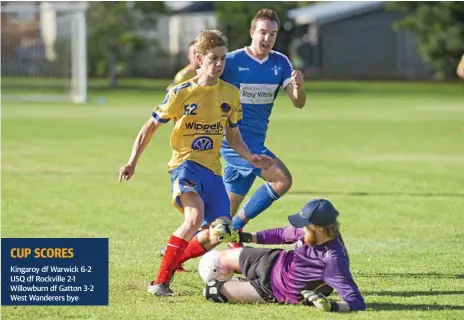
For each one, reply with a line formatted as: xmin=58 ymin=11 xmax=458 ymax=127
xmin=87 ymin=1 xmax=164 ymax=86
xmin=214 ymin=2 xmax=313 ymax=54
xmin=387 ymin=2 xmax=464 ymax=79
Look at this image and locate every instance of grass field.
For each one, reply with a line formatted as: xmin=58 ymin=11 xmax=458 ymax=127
xmin=2 ymin=80 xmax=464 ymax=319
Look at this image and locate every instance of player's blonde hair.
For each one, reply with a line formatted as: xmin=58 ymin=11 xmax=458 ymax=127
xmin=194 ymin=30 xmax=228 ymax=56
xmin=251 ymin=8 xmax=280 ymax=30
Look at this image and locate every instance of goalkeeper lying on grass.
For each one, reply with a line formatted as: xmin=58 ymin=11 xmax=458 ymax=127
xmin=205 ymin=199 xmax=366 ymax=312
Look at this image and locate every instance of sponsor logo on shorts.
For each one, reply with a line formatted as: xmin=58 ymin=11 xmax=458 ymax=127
xmin=183 ymin=180 xmax=197 ymax=188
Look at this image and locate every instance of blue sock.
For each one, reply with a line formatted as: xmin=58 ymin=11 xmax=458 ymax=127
xmin=232 ymin=183 xmax=280 ymax=230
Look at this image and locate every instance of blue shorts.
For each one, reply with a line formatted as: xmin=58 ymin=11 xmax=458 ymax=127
xmin=221 ymin=145 xmax=276 ymax=196
xmin=170 ymin=160 xmax=231 ymax=226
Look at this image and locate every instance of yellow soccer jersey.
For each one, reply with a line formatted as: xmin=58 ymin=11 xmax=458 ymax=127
xmin=167 ymin=65 xmax=197 ymax=90
xmin=153 ymin=79 xmax=242 ymax=176
xmin=459 ymin=54 xmax=464 ymax=70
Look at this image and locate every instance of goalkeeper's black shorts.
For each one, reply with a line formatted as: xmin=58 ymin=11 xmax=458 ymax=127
xmin=239 ymin=247 xmax=282 ymax=303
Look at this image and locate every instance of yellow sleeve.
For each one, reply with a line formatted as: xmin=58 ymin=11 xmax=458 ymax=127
xmin=167 ymin=69 xmax=187 ymax=90
xmin=177 ymin=71 xmax=196 ymax=84
xmin=152 ymin=90 xmax=181 ymax=123
xmin=459 ymin=54 xmax=464 ymax=69
xmin=227 ymin=91 xmax=243 ymax=128
xmin=174 ymin=72 xmax=185 ymax=84
xmin=169 ymin=68 xmax=195 ymax=89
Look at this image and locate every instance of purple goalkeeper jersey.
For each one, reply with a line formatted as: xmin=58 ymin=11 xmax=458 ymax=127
xmin=256 ymin=226 xmax=366 ymax=311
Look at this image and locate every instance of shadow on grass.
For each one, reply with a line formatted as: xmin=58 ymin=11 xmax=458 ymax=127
xmin=289 ymin=190 xmax=464 ymax=198
xmin=357 ymin=272 xmax=464 ymax=279
xmin=366 ymin=290 xmax=464 ymax=297
xmin=369 ymin=302 xmax=464 ymax=311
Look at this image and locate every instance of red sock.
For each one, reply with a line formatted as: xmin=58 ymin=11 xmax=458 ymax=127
xmin=154 ymin=235 xmax=189 ymax=284
xmin=177 ymin=235 xmax=207 ymax=266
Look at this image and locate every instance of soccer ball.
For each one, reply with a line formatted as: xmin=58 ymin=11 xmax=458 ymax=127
xmin=198 ymin=250 xmax=233 ymax=283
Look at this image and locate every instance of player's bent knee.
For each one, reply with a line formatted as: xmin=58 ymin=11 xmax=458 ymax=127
xmin=280 ymin=167 xmax=293 ymax=185
xmin=283 ymin=175 xmax=293 ymax=190
xmin=204 ymin=280 xmax=229 ymax=303
xmin=272 ymin=178 xmax=292 ymax=196
xmin=275 ymin=170 xmax=292 ymax=192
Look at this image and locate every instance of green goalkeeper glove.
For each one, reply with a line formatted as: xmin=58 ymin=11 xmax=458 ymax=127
xmin=209 ymin=219 xmax=240 ymax=243
xmin=301 ymin=290 xmax=332 ymax=312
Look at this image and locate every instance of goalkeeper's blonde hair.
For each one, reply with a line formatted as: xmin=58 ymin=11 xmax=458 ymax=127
xmin=194 ymin=30 xmax=228 ymax=56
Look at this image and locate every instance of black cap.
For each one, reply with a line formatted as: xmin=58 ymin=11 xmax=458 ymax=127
xmin=288 ymin=199 xmax=339 ymax=227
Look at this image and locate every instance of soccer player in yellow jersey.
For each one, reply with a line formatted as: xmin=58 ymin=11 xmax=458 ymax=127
xmin=167 ymin=40 xmax=198 ymax=90
xmin=119 ymin=30 xmax=274 ymax=297
xmin=457 ymin=54 xmax=464 ymax=79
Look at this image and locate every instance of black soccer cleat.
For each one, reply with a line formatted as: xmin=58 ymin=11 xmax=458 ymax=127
xmin=147 ymin=282 xmax=177 ymax=297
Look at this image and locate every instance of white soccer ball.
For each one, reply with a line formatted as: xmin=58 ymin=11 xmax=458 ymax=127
xmin=198 ymin=250 xmax=233 ymax=283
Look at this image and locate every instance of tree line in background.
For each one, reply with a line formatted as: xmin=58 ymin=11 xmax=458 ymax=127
xmin=86 ymin=1 xmax=464 ymax=86
xmin=86 ymin=1 xmax=165 ymax=87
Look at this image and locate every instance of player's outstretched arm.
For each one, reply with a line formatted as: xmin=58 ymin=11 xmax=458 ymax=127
xmin=119 ymin=117 xmax=163 ymax=182
xmin=210 ymin=219 xmax=302 ymax=245
xmin=225 ymin=126 xmax=254 ymax=161
xmin=225 ymin=126 xmax=275 ymax=170
xmin=285 ymin=70 xmax=306 ymax=108
xmin=319 ymin=256 xmax=366 ymax=312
